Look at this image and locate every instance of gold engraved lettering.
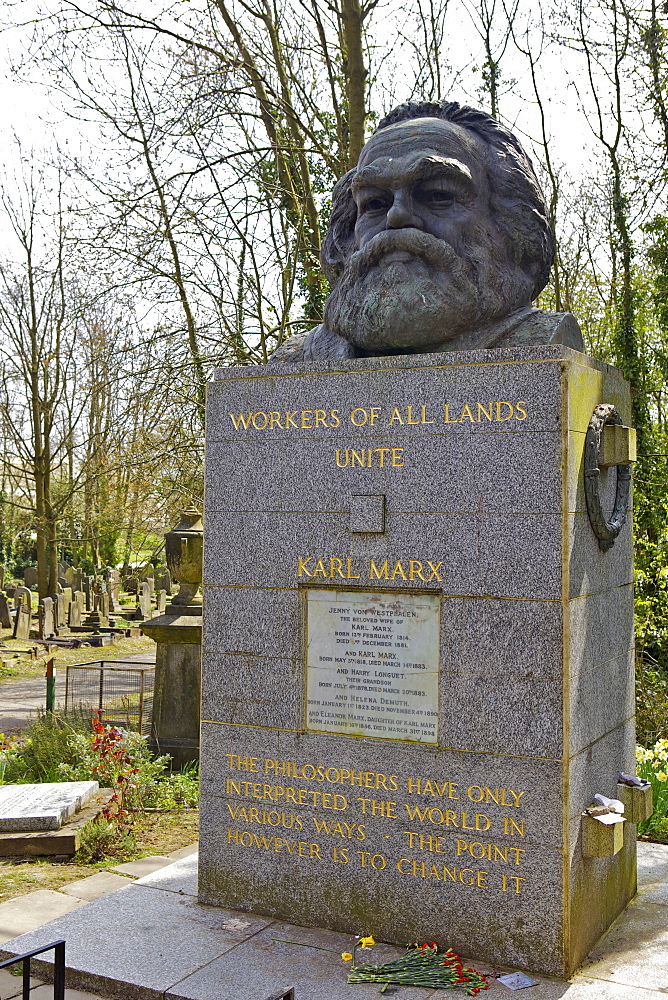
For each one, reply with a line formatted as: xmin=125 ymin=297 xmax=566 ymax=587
xmin=357 ymin=797 xmax=397 ymax=818
xmin=515 ymin=401 xmax=527 ymax=420
xmin=285 ymin=411 xmax=299 ymax=429
xmin=421 ymin=405 xmax=435 ymax=424
xmin=313 ymin=817 xmax=366 ymax=839
xmin=406 ymin=405 xmax=421 ymax=425
xmin=226 ymin=755 xmax=260 ymax=772
xmin=347 ymin=559 xmax=361 ymax=579
xmin=228 ymin=412 xmax=253 ymax=430
xmin=301 ymin=410 xmax=313 ymax=428
xmin=252 ymin=412 xmax=268 ymax=430
xmin=314 ymin=409 xmax=328 ymax=427
xmin=329 ymin=558 xmax=346 ymax=578
xmin=459 ymin=404 xmax=476 ymax=422
xmin=391 ymin=448 xmax=404 ymax=466
xmin=375 ymin=447 xmax=392 ymax=467
xmin=369 ymin=406 xmax=382 ymax=425
xmin=403 ymin=831 xmax=448 ymax=853
xmin=501 ymin=874 xmax=527 ymax=894
xmin=350 ymin=408 xmax=368 ymax=426
xmin=269 ymin=411 xmax=283 ymax=429
xmin=312 ymin=559 xmax=328 ymax=577
xmin=329 ymin=409 xmax=341 ymax=427
xmin=444 ymin=404 xmax=460 ymax=423
xmin=477 ymin=403 xmax=493 ymax=422
xmin=357 ymin=852 xmax=387 ymax=870
xmin=388 ymin=407 xmax=404 ymax=424
xmin=503 ymin=817 xmax=526 ymax=836
xmin=496 ymin=401 xmax=514 ymax=421
xmin=332 ymin=846 xmax=349 ymax=863
xmin=391 ymin=561 xmax=408 ymax=581
xmin=409 ymin=560 xmax=427 ymax=581
xmin=369 ymin=559 xmax=389 ymax=579
xmin=425 ymin=560 xmax=443 ymax=581
xmin=335 ymin=449 xmax=349 ymax=468
xmin=407 ymin=778 xmax=459 ymax=798
xmin=351 ymin=449 xmax=366 ymax=467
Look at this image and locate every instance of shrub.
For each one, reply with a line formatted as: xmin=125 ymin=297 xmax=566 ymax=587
xmin=74 ymin=819 xmax=137 ymax=863
xmin=1 ymin=709 xmax=92 ymax=783
xmin=637 ymin=740 xmax=668 ymax=839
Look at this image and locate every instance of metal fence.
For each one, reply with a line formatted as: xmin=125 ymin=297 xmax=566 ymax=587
xmin=0 ymin=940 xmax=65 ymax=1000
xmin=64 ymin=660 xmax=155 ymax=734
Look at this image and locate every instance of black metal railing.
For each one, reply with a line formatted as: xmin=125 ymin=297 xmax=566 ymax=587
xmin=0 ymin=940 xmax=65 ymax=1000
xmin=265 ymin=990 xmax=295 ymax=1000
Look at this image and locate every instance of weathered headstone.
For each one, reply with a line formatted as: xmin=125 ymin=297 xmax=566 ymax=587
xmin=123 ymin=576 xmax=138 ymax=595
xmin=108 ymin=569 xmax=121 ymax=612
xmin=14 ymin=586 xmax=31 ymax=610
xmin=0 ymin=781 xmax=99 ymax=832
xmin=156 ymin=589 xmax=167 ymax=614
xmin=154 ymin=566 xmax=172 ymax=595
xmin=139 ymin=581 xmax=152 ymax=617
xmin=144 ymin=577 xmax=155 ymax=599
xmin=0 ymin=593 xmax=11 ymax=629
xmin=68 ymin=597 xmax=82 ymax=628
xmin=56 ymin=593 xmax=70 ymax=634
xmin=65 ymin=566 xmax=76 ymax=587
xmin=100 ymin=592 xmax=110 ymax=619
xmin=13 ymin=602 xmax=31 ymax=640
xmin=74 ymin=569 xmax=84 ymax=592
xmin=82 ymin=577 xmax=92 ymax=611
xmin=62 ymin=586 xmax=73 ymax=603
xmin=23 ymin=567 xmax=38 ymax=589
xmin=38 ymin=597 xmax=55 ymax=639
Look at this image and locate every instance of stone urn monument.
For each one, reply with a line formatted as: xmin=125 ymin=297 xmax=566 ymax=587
xmin=142 ymin=509 xmax=203 ymax=768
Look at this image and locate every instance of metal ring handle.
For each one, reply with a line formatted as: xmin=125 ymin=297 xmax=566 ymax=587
xmin=583 ymin=404 xmax=632 ymax=552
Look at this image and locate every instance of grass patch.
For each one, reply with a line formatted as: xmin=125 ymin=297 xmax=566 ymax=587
xmin=0 ymin=634 xmax=155 ymax=685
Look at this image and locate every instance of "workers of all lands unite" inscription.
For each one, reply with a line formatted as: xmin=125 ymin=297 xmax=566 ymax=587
xmin=306 ymin=590 xmax=440 ymax=743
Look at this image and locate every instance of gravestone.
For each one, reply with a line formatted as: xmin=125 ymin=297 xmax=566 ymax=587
xmin=108 ymin=569 xmax=121 ymax=612
xmin=23 ymin=567 xmax=38 ymax=589
xmin=156 ymin=589 xmax=167 ymax=614
xmin=200 ymin=347 xmax=636 ymax=979
xmin=0 ymin=593 xmax=11 ymax=629
xmin=74 ymin=570 xmax=84 ymax=592
xmin=154 ymin=566 xmax=172 ymax=595
xmin=56 ymin=593 xmax=70 ymax=634
xmin=62 ymin=587 xmax=73 ymax=603
xmin=38 ymin=597 xmax=55 ymax=640
xmin=14 ymin=586 xmax=31 ymax=609
xmin=82 ymin=577 xmax=92 ymax=611
xmin=13 ymin=602 xmax=31 ymax=640
xmin=68 ymin=597 xmax=82 ymax=629
xmin=65 ymin=566 xmax=76 ymax=587
xmin=0 ymin=781 xmax=99 ymax=831
xmin=123 ymin=576 xmax=138 ymax=595
xmin=144 ymin=576 xmax=155 ymax=599
xmin=139 ymin=581 xmax=152 ymax=618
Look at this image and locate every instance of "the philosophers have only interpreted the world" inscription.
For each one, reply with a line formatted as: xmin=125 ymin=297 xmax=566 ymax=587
xmin=306 ymin=590 xmax=440 ymax=744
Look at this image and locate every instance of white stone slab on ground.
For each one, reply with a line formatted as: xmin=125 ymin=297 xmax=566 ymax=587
xmin=0 ymin=782 xmax=99 ymax=832
xmin=109 ymin=856 xmax=171 ymax=877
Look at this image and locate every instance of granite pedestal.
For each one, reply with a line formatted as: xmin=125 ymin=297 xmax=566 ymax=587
xmin=200 ymin=345 xmax=636 ymax=977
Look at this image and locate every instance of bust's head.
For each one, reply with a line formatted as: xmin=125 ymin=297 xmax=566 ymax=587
xmin=321 ymin=101 xmax=554 ymax=353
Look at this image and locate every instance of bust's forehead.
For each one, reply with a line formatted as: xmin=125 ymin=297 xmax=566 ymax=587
xmin=357 ymin=118 xmax=487 ymax=171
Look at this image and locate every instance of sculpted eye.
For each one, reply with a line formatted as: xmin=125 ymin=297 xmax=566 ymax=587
xmin=361 ymin=196 xmax=390 ymax=214
xmin=422 ymin=189 xmax=455 ymax=207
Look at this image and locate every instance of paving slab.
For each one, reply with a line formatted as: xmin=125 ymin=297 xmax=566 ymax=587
xmin=60 ymin=872 xmax=132 ymax=902
xmin=166 ymin=843 xmax=198 ymax=861
xmin=0 ymin=883 xmax=272 ymax=1000
xmin=109 ymin=856 xmax=171 ymax=878
xmin=135 ymin=854 xmax=197 ymax=897
xmin=167 ymin=922 xmax=448 ymax=1000
xmin=0 ymin=968 xmax=41 ymax=1000
xmin=0 ymin=890 xmax=86 ymax=945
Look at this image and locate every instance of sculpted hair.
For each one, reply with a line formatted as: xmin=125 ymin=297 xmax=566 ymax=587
xmin=321 ymin=100 xmax=554 ymax=299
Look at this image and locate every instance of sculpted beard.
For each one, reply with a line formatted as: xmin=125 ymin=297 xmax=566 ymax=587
xmin=324 ymin=228 xmax=523 ymax=351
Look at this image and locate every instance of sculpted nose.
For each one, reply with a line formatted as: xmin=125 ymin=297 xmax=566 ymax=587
xmin=385 ymin=193 xmax=423 ymax=231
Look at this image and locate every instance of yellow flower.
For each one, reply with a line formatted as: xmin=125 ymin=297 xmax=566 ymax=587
xmin=656 ymin=771 xmax=668 ymax=782
xmin=341 ymin=953 xmax=353 ymax=962
xmin=359 ymin=936 xmax=376 ymax=947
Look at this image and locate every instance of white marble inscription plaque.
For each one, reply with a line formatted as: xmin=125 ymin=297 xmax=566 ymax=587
xmin=306 ymin=590 xmax=440 ymax=743
xmin=0 ymin=781 xmax=99 ymax=831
